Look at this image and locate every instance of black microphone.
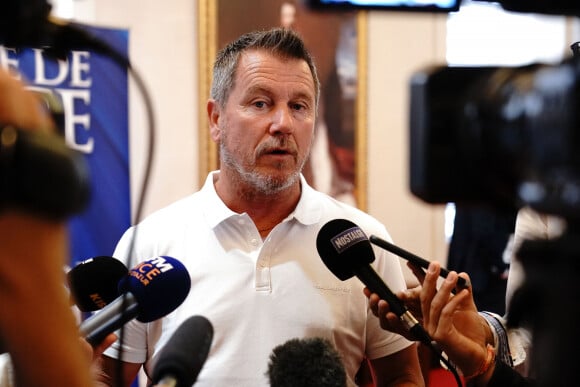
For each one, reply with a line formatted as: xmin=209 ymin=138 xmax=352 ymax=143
xmin=267 ymin=337 xmax=347 ymax=387
xmin=79 ymin=256 xmax=191 ymax=347
xmin=368 ymin=235 xmax=469 ymax=289
xmin=150 ymin=315 xmax=214 ymax=387
xmin=316 ymin=219 xmax=431 ymax=345
xmin=0 ymin=0 xmax=126 ymax=62
xmin=67 ymin=256 xmax=129 ymax=312
xmin=0 ymin=125 xmax=91 ymax=220
xmin=0 ymin=0 xmax=52 ymax=47
xmin=0 ymin=2 xmax=135 ymax=220
xmin=0 ymin=0 xmax=97 ymax=220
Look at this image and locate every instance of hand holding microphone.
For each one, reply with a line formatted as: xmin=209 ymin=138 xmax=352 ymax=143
xmin=316 ymin=219 xmax=431 ymax=345
xmin=79 ymin=255 xmax=191 ymax=347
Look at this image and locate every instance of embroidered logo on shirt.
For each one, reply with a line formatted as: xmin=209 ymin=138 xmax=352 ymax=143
xmin=315 ymin=283 xmax=351 ymax=293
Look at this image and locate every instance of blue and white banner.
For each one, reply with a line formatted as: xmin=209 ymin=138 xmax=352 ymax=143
xmin=0 ymin=24 xmax=131 ymax=266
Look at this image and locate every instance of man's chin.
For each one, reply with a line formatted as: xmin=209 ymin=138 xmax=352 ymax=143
xmin=252 ymin=169 xmax=300 ymax=194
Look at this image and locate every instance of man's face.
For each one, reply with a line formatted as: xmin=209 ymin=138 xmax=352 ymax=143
xmin=215 ymin=49 xmax=316 ymax=194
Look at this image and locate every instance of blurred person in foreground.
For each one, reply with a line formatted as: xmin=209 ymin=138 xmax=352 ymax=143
xmin=0 ymin=68 xmax=114 ymax=387
xmin=97 ymin=27 xmax=423 ymax=386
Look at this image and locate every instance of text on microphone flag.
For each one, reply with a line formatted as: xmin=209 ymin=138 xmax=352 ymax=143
xmin=330 ymin=226 xmax=367 ymax=253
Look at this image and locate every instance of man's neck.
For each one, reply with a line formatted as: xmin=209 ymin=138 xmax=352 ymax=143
xmin=213 ymin=171 xmax=302 ymax=235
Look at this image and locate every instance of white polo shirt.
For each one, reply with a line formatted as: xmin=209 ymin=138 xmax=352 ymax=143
xmin=104 ymin=171 xmax=412 ymax=387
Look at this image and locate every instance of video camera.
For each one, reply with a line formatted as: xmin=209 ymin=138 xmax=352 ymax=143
xmin=310 ymin=1 xmax=580 ymax=386
xmin=307 ymin=0 xmax=580 ymax=16
xmin=400 ymin=3 xmax=580 ymax=386
xmin=409 ymin=55 xmax=580 ymax=218
xmin=308 ymin=0 xmax=580 ymax=219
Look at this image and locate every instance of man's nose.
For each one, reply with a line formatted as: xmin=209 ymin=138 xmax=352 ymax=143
xmin=269 ymin=106 xmax=294 ymax=135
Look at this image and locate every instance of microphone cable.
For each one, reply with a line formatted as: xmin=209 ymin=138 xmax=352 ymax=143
xmin=84 ymin=30 xmax=156 ymax=387
xmin=426 ymin=342 xmax=464 ymax=387
xmin=1 ymin=1 xmax=157 ymax=384
xmin=37 ymin=20 xmax=158 ymax=387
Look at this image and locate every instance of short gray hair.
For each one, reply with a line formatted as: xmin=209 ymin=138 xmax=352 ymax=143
xmin=210 ymin=28 xmax=320 ymax=110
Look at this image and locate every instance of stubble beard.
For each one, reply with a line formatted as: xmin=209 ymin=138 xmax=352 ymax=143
xmin=219 ymin=133 xmax=309 ymax=196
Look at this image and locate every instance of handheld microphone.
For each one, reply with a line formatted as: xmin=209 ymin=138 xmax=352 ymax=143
xmin=79 ymin=256 xmax=191 ymax=347
xmin=316 ymin=219 xmax=431 ymax=345
xmin=0 ymin=0 xmax=127 ymax=62
xmin=0 ymin=125 xmax=91 ymax=220
xmin=151 ymin=315 xmax=214 ymax=387
xmin=67 ymin=256 xmax=128 ymax=312
xmin=368 ymin=235 xmax=469 ymax=289
xmin=0 ymin=1 xmax=130 ymax=221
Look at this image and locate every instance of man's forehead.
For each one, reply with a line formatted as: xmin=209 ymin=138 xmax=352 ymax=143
xmin=238 ymin=49 xmax=309 ymax=69
xmin=236 ymin=50 xmax=314 ymax=84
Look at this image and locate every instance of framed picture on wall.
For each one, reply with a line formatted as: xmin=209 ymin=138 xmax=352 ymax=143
xmin=197 ymin=0 xmax=368 ymax=210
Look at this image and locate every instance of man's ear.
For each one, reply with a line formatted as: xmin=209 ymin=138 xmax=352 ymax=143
xmin=207 ymin=99 xmax=221 ymax=142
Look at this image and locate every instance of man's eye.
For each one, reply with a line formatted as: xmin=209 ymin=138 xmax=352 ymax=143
xmin=254 ymin=101 xmax=266 ymax=108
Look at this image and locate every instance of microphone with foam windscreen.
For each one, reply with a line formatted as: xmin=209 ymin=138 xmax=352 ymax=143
xmin=79 ymin=256 xmax=191 ymax=347
xmin=67 ymin=256 xmax=129 ymax=312
xmin=267 ymin=337 xmax=347 ymax=387
xmin=150 ymin=315 xmax=214 ymax=387
xmin=316 ymin=219 xmax=431 ymax=345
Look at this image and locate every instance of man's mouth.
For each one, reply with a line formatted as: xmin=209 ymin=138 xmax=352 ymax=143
xmin=269 ymin=148 xmax=290 ymax=155
xmin=262 ymin=146 xmax=296 ymax=157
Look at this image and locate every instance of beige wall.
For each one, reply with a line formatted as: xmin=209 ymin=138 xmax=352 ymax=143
xmin=79 ymin=0 xmax=200 ymax=223
xmin=366 ymin=12 xmax=449 ymax=274
xmin=78 ymin=1 xmax=450 ymax=270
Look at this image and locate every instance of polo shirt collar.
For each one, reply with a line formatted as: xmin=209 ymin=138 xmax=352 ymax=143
xmin=200 ymin=171 xmax=322 ymax=229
